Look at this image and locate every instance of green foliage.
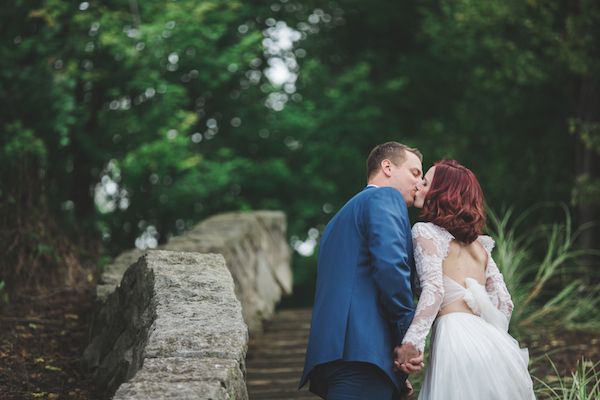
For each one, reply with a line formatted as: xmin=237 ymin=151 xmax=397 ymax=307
xmin=569 ymin=118 xmax=600 ymax=209
xmin=569 ymin=119 xmax=600 ymax=155
xmin=560 ymin=1 xmax=600 ymax=214
xmin=572 ymin=174 xmax=600 ymax=206
xmin=2 ymin=1 xmax=600 ymax=294
xmin=0 ymin=280 xmax=7 ymax=304
xmin=534 ymin=358 xmax=600 ymax=400
xmin=261 ymin=0 xmax=591 ymax=236
xmin=2 ymin=122 xmax=47 ymax=165
xmin=488 ymin=206 xmax=600 ymax=334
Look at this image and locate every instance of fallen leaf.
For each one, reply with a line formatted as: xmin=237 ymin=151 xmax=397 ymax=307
xmin=44 ymin=365 xmax=62 ymax=372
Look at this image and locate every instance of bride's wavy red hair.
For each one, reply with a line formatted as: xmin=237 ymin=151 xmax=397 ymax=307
xmin=420 ymin=160 xmax=486 ymax=243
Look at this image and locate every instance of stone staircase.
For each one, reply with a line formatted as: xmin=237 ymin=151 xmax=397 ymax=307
xmin=246 ymin=308 xmax=319 ymax=400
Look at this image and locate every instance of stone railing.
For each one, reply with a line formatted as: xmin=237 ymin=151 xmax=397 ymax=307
xmin=84 ymin=211 xmax=292 ymax=399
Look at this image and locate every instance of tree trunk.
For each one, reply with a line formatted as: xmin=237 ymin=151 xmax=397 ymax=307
xmin=574 ymin=76 xmax=600 ymax=278
xmin=70 ymin=79 xmax=101 ymax=221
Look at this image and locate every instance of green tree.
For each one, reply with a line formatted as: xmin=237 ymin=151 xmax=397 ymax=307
xmin=2 ymin=0 xmax=599 ymax=296
xmin=0 ymin=0 xmax=270 ymax=290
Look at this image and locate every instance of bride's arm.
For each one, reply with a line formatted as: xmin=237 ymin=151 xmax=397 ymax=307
xmin=479 ymin=235 xmax=514 ymax=322
xmin=401 ymin=224 xmax=446 ymax=353
xmin=485 ymin=255 xmax=514 ymax=322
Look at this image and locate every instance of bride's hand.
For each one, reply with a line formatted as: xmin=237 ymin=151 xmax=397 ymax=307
xmin=394 ymin=343 xmax=424 ymax=374
xmin=394 ymin=343 xmax=425 ymax=374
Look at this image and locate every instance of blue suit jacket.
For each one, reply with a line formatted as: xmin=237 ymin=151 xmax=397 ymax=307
xmin=300 ymin=186 xmax=416 ymax=392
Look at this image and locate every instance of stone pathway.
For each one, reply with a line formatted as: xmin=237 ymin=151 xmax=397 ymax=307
xmin=246 ymin=308 xmax=319 ymax=400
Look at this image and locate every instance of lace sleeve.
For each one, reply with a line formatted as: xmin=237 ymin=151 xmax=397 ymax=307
xmin=401 ymin=223 xmax=449 ymax=353
xmin=480 ymin=236 xmax=514 ymax=322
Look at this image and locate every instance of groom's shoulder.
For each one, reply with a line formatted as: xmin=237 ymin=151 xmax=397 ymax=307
xmin=359 ymin=188 xmax=407 ymax=216
xmin=362 ymin=186 xmax=404 ymax=203
xmin=349 ymin=186 xmax=394 ymax=203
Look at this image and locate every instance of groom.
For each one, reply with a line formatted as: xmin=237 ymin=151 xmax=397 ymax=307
xmin=300 ymin=142 xmax=424 ymax=399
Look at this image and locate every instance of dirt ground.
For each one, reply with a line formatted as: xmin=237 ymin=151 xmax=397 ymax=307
xmin=0 ymin=287 xmax=98 ymax=400
xmin=0 ymin=286 xmax=598 ymax=399
xmin=524 ymin=329 xmax=600 ymax=379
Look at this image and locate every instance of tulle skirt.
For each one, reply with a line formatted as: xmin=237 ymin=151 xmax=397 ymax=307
xmin=418 ymin=312 xmax=535 ymax=400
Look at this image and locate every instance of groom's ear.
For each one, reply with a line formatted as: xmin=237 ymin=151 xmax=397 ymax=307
xmin=381 ymin=159 xmax=393 ymax=177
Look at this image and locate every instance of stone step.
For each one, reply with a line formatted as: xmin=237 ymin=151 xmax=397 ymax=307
xmin=250 ymin=334 xmax=309 ymax=343
xmin=247 ymin=308 xmax=315 ymax=400
xmin=248 ymin=337 xmax=308 ymax=350
xmin=246 ymin=359 xmax=305 ymax=369
xmin=255 ymin=323 xmax=310 ymax=332
xmin=247 ymin=369 xmax=304 ymax=379
xmin=248 ymin=388 xmax=319 ymax=400
xmin=246 ymin=355 xmax=307 ymax=364
xmin=270 ymin=309 xmax=313 ymax=319
xmin=265 ymin=311 xmax=311 ymax=321
xmin=248 ymin=332 xmax=309 ymax=342
xmin=246 ymin=347 xmax=307 ymax=358
xmin=248 ymin=377 xmax=301 ymax=388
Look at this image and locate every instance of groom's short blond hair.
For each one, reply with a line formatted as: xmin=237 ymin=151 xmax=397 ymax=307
xmin=366 ymin=141 xmax=422 ymax=180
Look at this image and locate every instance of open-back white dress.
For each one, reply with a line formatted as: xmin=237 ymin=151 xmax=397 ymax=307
xmin=402 ymin=222 xmax=535 ymax=400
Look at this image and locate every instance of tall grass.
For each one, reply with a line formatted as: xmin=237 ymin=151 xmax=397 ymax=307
xmin=534 ymin=358 xmax=600 ymax=400
xmin=487 ymin=204 xmax=600 ymax=334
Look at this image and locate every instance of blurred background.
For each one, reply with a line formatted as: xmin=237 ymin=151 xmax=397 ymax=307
xmin=1 ymin=0 xmax=599 ymax=397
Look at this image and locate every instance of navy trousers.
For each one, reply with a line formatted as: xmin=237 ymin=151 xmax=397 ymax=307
xmin=309 ymin=361 xmax=397 ymax=400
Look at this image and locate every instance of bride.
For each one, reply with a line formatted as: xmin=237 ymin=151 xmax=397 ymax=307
xmin=396 ymin=160 xmax=535 ymax=399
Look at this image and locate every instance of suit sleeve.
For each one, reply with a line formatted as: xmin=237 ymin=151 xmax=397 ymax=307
xmin=365 ymin=187 xmax=415 ymax=345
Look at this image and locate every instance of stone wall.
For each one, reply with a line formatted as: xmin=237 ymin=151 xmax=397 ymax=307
xmin=95 ymin=210 xmax=292 ymax=334
xmin=84 ymin=251 xmax=247 ymax=399
xmin=84 ymin=211 xmax=292 ymax=398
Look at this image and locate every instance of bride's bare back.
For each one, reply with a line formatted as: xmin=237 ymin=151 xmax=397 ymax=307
xmin=438 ymin=240 xmax=487 ymax=316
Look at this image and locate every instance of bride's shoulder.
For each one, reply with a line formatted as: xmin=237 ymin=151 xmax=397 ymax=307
xmin=476 ymin=235 xmax=495 ymax=253
xmin=411 ymin=222 xmax=450 ymax=239
xmin=411 ymin=221 xmax=433 ymax=235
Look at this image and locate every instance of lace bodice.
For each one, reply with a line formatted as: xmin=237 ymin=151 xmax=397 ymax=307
xmin=401 ymin=222 xmax=514 ymax=352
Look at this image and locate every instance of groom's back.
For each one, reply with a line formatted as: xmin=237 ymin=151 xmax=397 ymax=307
xmin=309 ymin=187 xmax=374 ymax=358
xmin=301 ymin=185 xmax=412 ymax=392
xmin=316 ymin=189 xmax=371 ymax=278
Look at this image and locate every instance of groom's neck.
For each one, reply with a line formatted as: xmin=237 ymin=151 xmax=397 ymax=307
xmin=367 ymin=177 xmax=390 ymax=187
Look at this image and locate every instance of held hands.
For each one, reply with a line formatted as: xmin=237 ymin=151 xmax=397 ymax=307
xmin=393 ymin=343 xmax=424 ymax=374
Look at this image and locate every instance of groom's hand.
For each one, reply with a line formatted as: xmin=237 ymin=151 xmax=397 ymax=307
xmin=398 ymin=379 xmax=414 ymax=399
xmin=393 ymin=343 xmax=424 ymax=374
xmin=400 ymin=354 xmax=424 ymax=374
